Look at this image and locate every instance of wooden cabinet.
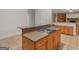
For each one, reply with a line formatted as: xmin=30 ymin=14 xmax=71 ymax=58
xmin=53 ymin=31 xmax=61 ymax=49
xmin=35 ymin=38 xmax=47 ymax=50
xmin=47 ymin=35 xmax=54 ymax=50
xmin=22 ymin=30 xmax=61 ymax=50
xmin=22 ymin=37 xmax=34 ymax=50
xmin=22 ymin=26 xmax=73 ymax=50
xmin=60 ymin=26 xmax=73 ymax=35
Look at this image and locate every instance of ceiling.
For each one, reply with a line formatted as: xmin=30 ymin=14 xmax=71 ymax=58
xmin=52 ymin=9 xmax=79 ymax=13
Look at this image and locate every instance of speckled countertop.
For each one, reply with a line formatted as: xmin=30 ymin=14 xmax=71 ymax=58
xmin=23 ymin=31 xmax=48 ymax=42
xmin=18 ymin=24 xmax=49 ymax=29
xmin=23 ymin=27 xmax=59 ymax=42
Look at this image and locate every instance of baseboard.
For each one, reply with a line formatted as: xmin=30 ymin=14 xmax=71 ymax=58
xmin=0 ymin=32 xmax=21 ymax=39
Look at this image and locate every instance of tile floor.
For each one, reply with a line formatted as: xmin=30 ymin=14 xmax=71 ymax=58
xmin=0 ymin=34 xmax=79 ymax=50
xmin=0 ymin=35 xmax=22 ymax=50
xmin=61 ymin=34 xmax=79 ymax=50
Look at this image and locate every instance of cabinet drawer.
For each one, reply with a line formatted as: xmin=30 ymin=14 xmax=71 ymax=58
xmin=35 ymin=38 xmax=47 ymax=49
xmin=35 ymin=43 xmax=47 ymax=50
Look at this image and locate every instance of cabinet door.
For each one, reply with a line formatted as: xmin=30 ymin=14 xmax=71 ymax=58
xmin=47 ymin=34 xmax=54 ymax=50
xmin=47 ymin=31 xmax=61 ymax=50
xmin=22 ymin=37 xmax=34 ymax=50
xmin=60 ymin=26 xmax=65 ymax=34
xmin=60 ymin=26 xmax=73 ymax=35
xmin=67 ymin=27 xmax=73 ymax=35
xmin=53 ymin=32 xmax=61 ymax=49
xmin=64 ymin=27 xmax=73 ymax=35
xmin=35 ymin=38 xmax=47 ymax=50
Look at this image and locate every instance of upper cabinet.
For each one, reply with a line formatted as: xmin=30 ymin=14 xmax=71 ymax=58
xmin=66 ymin=13 xmax=79 ymax=18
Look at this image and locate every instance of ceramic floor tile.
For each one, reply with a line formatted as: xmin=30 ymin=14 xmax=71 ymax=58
xmin=61 ymin=34 xmax=79 ymax=50
xmin=0 ymin=34 xmax=79 ymax=50
xmin=0 ymin=35 xmax=22 ymax=50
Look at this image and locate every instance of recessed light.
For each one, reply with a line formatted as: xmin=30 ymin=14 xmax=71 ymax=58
xmin=69 ymin=9 xmax=73 ymax=12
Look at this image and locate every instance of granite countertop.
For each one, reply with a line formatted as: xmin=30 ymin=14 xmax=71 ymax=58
xmin=18 ymin=24 xmax=49 ymax=29
xmin=23 ymin=27 xmax=59 ymax=42
xmin=23 ymin=31 xmax=48 ymax=42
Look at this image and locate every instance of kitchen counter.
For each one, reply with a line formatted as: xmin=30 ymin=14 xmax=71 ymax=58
xmin=18 ymin=23 xmax=74 ymax=50
xmin=23 ymin=27 xmax=59 ymax=42
xmin=19 ymin=24 xmax=61 ymax=50
xmin=51 ymin=22 xmax=76 ymax=35
xmin=22 ymin=28 xmax=61 ymax=50
xmin=23 ymin=31 xmax=48 ymax=42
xmin=18 ymin=23 xmax=75 ymax=36
xmin=18 ymin=24 xmax=49 ymax=29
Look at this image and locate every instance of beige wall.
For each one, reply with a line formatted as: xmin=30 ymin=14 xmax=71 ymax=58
xmin=35 ymin=9 xmax=52 ymax=25
xmin=28 ymin=9 xmax=35 ymax=25
xmin=0 ymin=9 xmax=53 ymax=39
xmin=0 ymin=9 xmax=29 ymax=39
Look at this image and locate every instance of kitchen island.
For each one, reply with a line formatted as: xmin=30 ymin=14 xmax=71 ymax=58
xmin=19 ymin=24 xmax=61 ymax=50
